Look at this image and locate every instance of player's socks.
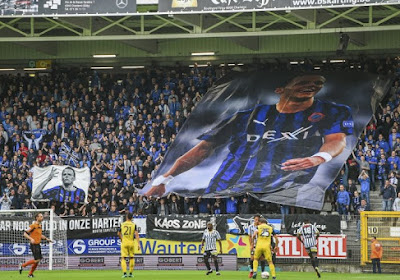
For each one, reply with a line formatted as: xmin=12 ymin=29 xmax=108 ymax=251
xmin=204 ymin=257 xmax=211 ymax=271
xmin=29 ymin=263 xmax=38 ymax=276
xmin=260 ymin=260 xmax=266 ymax=272
xmin=129 ymin=258 xmax=135 ymax=273
xmin=270 ymin=263 xmax=276 ymax=278
xmin=22 ymin=260 xmax=35 ymax=268
xmin=249 ymin=260 xmax=254 ymax=271
xmin=315 ymin=267 xmax=321 ymax=278
xmin=214 ymin=259 xmax=219 ymax=272
xmin=121 ymin=258 xmax=127 ymax=273
xmin=252 ymin=259 xmax=259 ymax=275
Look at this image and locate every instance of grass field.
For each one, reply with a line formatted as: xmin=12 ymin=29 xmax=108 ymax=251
xmin=1 ymin=270 xmax=399 ymax=280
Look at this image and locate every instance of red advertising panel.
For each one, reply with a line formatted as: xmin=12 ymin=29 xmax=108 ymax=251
xmin=276 ymin=234 xmax=347 ymax=259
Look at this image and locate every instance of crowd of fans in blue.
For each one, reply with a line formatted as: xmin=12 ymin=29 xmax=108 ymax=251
xmin=1 ymin=58 xmax=400 ymax=217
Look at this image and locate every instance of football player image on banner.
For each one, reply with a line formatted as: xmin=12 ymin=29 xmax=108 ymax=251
xmin=32 ymin=165 xmax=90 ymax=204
xmin=141 ymin=72 xmax=391 ymax=210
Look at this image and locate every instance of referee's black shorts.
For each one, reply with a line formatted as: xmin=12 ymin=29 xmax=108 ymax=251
xmin=30 ymin=244 xmax=42 ymax=260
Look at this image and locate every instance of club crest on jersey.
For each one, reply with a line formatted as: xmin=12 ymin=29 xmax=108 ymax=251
xmin=308 ymin=112 xmax=325 ymax=122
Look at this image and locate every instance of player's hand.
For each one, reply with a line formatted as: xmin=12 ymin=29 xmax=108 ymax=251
xmin=47 ymin=238 xmax=54 ymax=243
xmin=30 ymin=239 xmax=35 ymax=244
xmin=144 ymin=175 xmax=174 ymax=197
xmin=281 ymin=156 xmax=325 ymax=171
xmin=49 ymin=167 xmax=60 ymax=179
xmin=137 ymin=246 xmax=140 ymax=252
xmin=220 ymin=250 xmax=223 ymax=254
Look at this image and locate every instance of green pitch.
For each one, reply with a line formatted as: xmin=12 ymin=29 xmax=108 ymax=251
xmin=2 ymin=270 xmax=399 ymax=280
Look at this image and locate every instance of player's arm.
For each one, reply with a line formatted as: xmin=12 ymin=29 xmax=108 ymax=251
xmin=32 ymin=167 xmax=59 ymax=199
xmin=282 ymin=133 xmax=346 ymax=171
xmin=24 ymin=226 xmax=35 ymax=244
xmin=117 ymin=227 xmax=123 ymax=240
xmin=41 ymin=234 xmax=53 ymax=243
xmin=273 ymin=233 xmax=278 ymax=252
xmin=145 ymin=140 xmax=217 ymax=196
xmin=135 ymin=226 xmax=140 ymax=251
xmin=218 ymin=239 xmax=223 ymax=254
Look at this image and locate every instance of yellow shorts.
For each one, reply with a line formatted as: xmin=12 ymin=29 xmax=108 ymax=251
xmin=121 ymin=243 xmax=135 ymax=257
xmin=254 ymin=246 xmax=272 ymax=262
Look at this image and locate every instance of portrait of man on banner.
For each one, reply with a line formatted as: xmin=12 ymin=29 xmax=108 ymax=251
xmin=32 ymin=166 xmax=90 ymax=204
xmin=141 ymin=72 xmax=383 ymax=210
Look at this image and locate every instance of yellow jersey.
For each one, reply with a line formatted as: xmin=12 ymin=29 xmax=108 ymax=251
xmin=256 ymin=223 xmax=274 ymax=248
xmin=119 ymin=221 xmax=137 ymax=245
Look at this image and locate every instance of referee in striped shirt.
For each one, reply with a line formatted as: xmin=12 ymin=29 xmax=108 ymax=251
xmin=297 ymin=219 xmax=321 ymax=278
xmin=201 ymin=222 xmax=222 ymax=275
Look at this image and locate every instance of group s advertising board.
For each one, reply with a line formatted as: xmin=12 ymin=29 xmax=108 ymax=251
xmin=159 ymin=0 xmax=400 ymax=13
xmin=0 ymin=0 xmax=136 ymax=17
xmin=141 ymin=72 xmax=390 ymax=210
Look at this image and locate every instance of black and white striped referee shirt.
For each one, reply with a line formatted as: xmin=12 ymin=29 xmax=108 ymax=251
xmin=297 ymin=223 xmax=319 ymax=248
xmin=202 ymin=229 xmax=221 ymax=251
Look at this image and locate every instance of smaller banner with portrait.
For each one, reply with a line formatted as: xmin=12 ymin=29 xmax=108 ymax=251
xmin=284 ymin=214 xmax=341 ymax=235
xmin=31 ymin=165 xmax=90 ymax=204
xmin=146 ymin=215 xmax=227 ymax=241
xmin=227 ymin=214 xmax=281 ymax=235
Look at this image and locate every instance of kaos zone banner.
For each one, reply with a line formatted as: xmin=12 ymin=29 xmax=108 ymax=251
xmin=141 ymin=72 xmax=391 ymax=210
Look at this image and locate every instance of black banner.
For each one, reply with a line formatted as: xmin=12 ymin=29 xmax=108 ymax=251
xmin=64 ymin=216 xmax=121 ymax=239
xmin=159 ymin=0 xmax=400 ymax=13
xmin=284 ymin=214 xmax=341 ymax=235
xmin=0 ymin=0 xmax=136 ymax=17
xmin=146 ymin=215 xmax=227 ymax=241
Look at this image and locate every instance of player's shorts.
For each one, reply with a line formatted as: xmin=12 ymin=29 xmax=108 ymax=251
xmin=306 ymin=246 xmax=318 ymax=254
xmin=254 ymin=246 xmax=272 ymax=262
xmin=30 ymin=244 xmax=42 ymax=260
xmin=121 ymin=243 xmax=135 ymax=258
xmin=204 ymin=250 xmax=218 ymax=258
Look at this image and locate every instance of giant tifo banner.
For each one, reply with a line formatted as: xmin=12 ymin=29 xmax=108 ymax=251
xmin=159 ymin=0 xmax=400 ymax=13
xmin=146 ymin=215 xmax=227 ymax=241
xmin=32 ymin=165 xmax=90 ymax=204
xmin=0 ymin=0 xmax=136 ymax=17
xmin=141 ymin=72 xmax=391 ymax=210
xmin=284 ymin=214 xmax=341 ymax=235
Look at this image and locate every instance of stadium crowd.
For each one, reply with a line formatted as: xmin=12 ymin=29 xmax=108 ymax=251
xmin=1 ymin=58 xmax=400 ymax=217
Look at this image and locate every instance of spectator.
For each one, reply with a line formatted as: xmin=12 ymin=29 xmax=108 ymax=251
xmin=394 ymin=192 xmax=400 ymax=211
xmin=352 ymin=191 xmax=361 ymax=214
xmin=355 ymin=199 xmax=369 ymax=240
xmin=370 ymin=237 xmax=383 ymax=274
xmin=0 ymin=193 xmax=12 ymax=210
xmin=239 ymin=196 xmax=251 ymax=214
xmin=336 ymin=185 xmax=350 ymax=217
xmin=358 ymin=170 xmax=371 ymax=207
xmin=157 ymin=198 xmax=170 ymax=215
xmin=168 ymin=193 xmax=181 ymax=214
xmin=381 ymin=180 xmax=396 ymax=211
xmin=226 ymin=197 xmax=238 ymax=214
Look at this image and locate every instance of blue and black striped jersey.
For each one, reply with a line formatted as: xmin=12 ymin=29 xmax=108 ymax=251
xmin=42 ymin=186 xmax=86 ymax=203
xmin=199 ymin=99 xmax=353 ymax=194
